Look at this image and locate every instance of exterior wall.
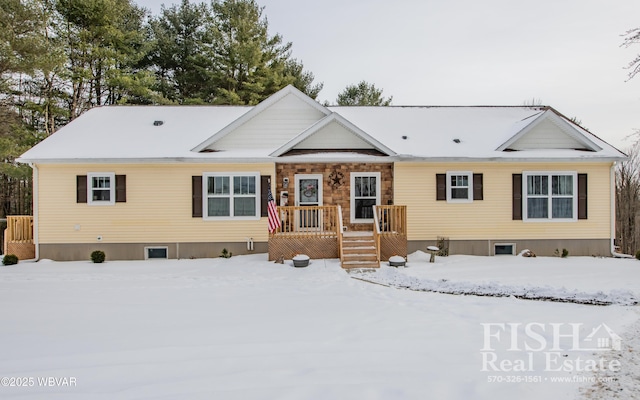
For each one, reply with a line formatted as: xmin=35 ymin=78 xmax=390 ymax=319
xmin=408 ymin=239 xmax=611 ymax=257
xmin=275 ymin=162 xmax=393 ymax=231
xmin=36 ymin=163 xmax=275 ymax=253
xmin=39 ymin=242 xmax=268 ymax=261
xmin=395 ymin=162 xmax=613 ymax=249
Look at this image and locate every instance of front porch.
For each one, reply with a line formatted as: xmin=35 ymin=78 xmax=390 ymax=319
xmin=268 ymin=205 xmax=407 ymax=269
xmin=3 ymin=216 xmax=35 ymax=260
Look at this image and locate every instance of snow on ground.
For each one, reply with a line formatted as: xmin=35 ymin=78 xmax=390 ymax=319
xmin=0 ymin=254 xmax=638 ymax=400
xmin=359 ymin=251 xmax=640 ymax=305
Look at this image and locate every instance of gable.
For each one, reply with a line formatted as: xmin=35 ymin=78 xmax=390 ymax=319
xmin=499 ymin=110 xmax=601 ymax=152
xmin=294 ymin=120 xmax=375 ymax=150
xmin=193 ymin=85 xmax=329 ymax=152
xmin=270 ymin=113 xmax=396 ymax=157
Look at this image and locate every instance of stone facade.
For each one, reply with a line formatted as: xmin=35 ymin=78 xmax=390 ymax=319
xmin=275 ymin=162 xmax=394 ymax=231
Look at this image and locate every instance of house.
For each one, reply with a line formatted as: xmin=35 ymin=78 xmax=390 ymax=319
xmin=15 ymin=85 xmax=626 ymax=266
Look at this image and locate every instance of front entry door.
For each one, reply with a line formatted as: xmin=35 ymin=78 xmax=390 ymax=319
xmin=295 ymin=174 xmax=323 ymax=230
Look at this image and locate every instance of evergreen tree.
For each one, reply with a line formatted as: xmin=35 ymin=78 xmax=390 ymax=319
xmin=336 ymin=81 xmax=392 ymax=106
xmin=145 ymin=0 xmax=213 ymax=103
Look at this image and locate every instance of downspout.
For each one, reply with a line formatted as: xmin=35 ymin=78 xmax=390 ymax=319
xmin=31 ymin=163 xmax=39 ymax=261
xmin=610 ymin=161 xmax=632 ymax=258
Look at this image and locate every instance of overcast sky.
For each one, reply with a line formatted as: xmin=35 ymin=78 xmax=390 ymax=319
xmin=137 ymin=0 xmax=640 ymax=150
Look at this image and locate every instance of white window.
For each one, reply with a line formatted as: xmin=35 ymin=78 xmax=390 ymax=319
xmin=88 ymin=173 xmax=115 ymax=205
xmin=523 ymin=172 xmax=577 ymax=221
xmin=446 ymin=171 xmax=473 ymax=203
xmin=351 ymin=172 xmax=381 ymax=223
xmin=203 ymin=173 xmax=260 ymax=219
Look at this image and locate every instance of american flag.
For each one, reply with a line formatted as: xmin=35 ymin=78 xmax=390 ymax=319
xmin=267 ymin=185 xmax=280 ymax=233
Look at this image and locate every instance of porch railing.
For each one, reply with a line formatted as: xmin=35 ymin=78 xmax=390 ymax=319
xmin=3 ymin=215 xmax=34 ymax=257
xmin=272 ymin=206 xmax=341 ymax=238
xmin=337 ymin=205 xmax=344 ymax=263
xmin=375 ymin=205 xmax=407 ymax=235
xmin=374 ymin=205 xmax=408 ymax=261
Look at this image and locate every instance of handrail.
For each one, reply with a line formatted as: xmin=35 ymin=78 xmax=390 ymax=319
xmin=372 ymin=206 xmax=382 ymax=264
xmin=337 ymin=205 xmax=344 ymax=263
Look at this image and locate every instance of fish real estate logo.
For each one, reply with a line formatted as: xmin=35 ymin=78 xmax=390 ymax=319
xmin=480 ymin=323 xmax=622 ymax=374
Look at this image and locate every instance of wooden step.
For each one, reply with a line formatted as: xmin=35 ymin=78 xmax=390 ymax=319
xmin=340 ymin=231 xmax=379 ymax=269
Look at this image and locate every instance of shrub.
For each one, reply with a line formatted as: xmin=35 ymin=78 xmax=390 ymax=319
xmin=636 ymin=250 xmax=640 ymax=260
xmin=220 ymin=248 xmax=232 ymax=258
xmin=561 ymin=248 xmax=569 ymax=258
xmin=91 ymin=250 xmax=106 ymax=263
xmin=2 ymin=254 xmax=18 ymax=265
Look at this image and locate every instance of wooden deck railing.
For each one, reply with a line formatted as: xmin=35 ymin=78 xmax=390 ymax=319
xmin=375 ymin=205 xmax=407 ymax=235
xmin=337 ymin=205 xmax=344 ymax=263
xmin=3 ymin=216 xmax=34 ymax=257
xmin=271 ymin=206 xmax=341 ymax=238
xmin=5 ymin=216 xmax=33 ymax=243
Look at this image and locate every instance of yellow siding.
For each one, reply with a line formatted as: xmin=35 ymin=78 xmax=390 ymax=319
xmin=36 ymin=163 xmax=274 ymax=244
xmin=394 ymin=162 xmax=613 ymax=241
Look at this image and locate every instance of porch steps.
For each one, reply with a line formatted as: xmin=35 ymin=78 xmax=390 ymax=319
xmin=341 ymin=232 xmax=380 ymax=269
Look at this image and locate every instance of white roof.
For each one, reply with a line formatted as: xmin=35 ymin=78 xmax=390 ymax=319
xmin=18 ymin=86 xmax=625 ymax=163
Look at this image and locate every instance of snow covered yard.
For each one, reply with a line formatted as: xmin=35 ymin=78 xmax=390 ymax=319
xmin=0 ymin=254 xmax=638 ymax=400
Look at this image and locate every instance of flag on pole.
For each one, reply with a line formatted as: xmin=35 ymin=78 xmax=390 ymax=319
xmin=267 ymin=184 xmax=280 ymax=233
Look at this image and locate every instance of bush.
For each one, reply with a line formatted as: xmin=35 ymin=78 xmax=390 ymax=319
xmin=91 ymin=250 xmax=106 ymax=263
xmin=2 ymin=254 xmax=18 ymax=265
xmin=561 ymin=248 xmax=569 ymax=258
xmin=220 ymin=248 xmax=232 ymax=258
xmin=636 ymin=250 xmax=640 ymax=260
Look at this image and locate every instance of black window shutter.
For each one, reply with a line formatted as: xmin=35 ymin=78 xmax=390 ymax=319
xmin=261 ymin=176 xmax=270 ymax=217
xmin=77 ymin=175 xmax=87 ymax=203
xmin=436 ymin=174 xmax=446 ymax=201
xmin=512 ymin=174 xmax=522 ymax=220
xmin=192 ymin=176 xmax=203 ymax=218
xmin=578 ymin=173 xmax=587 ymax=219
xmin=115 ymin=175 xmax=126 ymax=202
xmin=473 ymin=173 xmax=483 ymax=200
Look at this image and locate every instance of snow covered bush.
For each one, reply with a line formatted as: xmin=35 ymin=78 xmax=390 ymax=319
xmin=91 ymin=250 xmax=106 ymax=263
xmin=2 ymin=254 xmax=18 ymax=265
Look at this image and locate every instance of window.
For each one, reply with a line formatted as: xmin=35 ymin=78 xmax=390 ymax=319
xmin=446 ymin=172 xmax=473 ymax=202
xmin=523 ymin=172 xmax=577 ymax=220
xmin=88 ymin=173 xmax=115 ymax=205
xmin=351 ymin=172 xmax=381 ymax=222
xmin=145 ymin=246 xmax=168 ymax=259
xmin=494 ymin=243 xmax=515 ymax=255
xmin=203 ymin=173 xmax=260 ymax=219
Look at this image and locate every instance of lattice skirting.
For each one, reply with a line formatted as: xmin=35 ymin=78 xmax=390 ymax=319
xmin=7 ymin=242 xmax=35 ymax=260
xmin=269 ymin=237 xmax=338 ymax=261
xmin=380 ymin=235 xmax=407 ymax=261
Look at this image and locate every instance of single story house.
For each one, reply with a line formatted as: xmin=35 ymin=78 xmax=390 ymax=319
xmin=16 ymin=85 xmax=626 ymax=266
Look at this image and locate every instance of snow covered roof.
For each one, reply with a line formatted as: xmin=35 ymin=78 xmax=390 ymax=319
xmin=18 ymin=85 xmax=626 ymax=164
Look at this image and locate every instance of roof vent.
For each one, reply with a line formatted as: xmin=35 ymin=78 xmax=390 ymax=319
xmin=401 ymin=135 xmax=408 ymax=140
xmin=153 ymin=120 xmax=164 ymax=126
xmin=453 ymin=138 xmax=461 ymax=143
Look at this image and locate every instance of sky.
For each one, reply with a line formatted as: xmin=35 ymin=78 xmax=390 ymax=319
xmin=136 ymin=0 xmax=640 ymax=150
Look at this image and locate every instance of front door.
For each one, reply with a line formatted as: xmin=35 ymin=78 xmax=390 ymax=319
xmin=295 ymin=174 xmax=323 ymax=230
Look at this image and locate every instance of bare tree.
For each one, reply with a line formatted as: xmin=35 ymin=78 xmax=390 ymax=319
xmin=615 ymin=142 xmax=640 ymax=255
xmin=622 ymin=28 xmax=640 ymax=80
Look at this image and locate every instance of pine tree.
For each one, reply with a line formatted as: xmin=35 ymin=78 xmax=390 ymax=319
xmin=336 ymin=81 xmax=392 ymax=106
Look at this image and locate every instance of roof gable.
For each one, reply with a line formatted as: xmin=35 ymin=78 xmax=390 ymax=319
xmin=270 ymin=113 xmax=396 ymax=157
xmin=192 ymin=85 xmax=330 ymax=152
xmin=497 ymin=110 xmax=602 ymax=152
